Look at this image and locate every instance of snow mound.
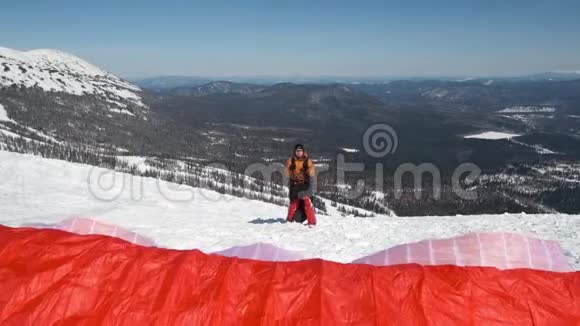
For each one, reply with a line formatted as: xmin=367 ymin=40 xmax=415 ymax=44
xmin=213 ymin=242 xmax=305 ymax=262
xmin=0 ymin=47 xmax=145 ymax=107
xmin=464 ymin=131 xmax=521 ymax=140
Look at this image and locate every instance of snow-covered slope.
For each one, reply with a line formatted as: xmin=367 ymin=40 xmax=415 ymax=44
xmin=0 ymin=104 xmax=13 ymax=123
xmin=498 ymin=106 xmax=556 ymax=114
xmin=0 ymin=150 xmax=578 ymax=268
xmin=0 ymin=47 xmax=144 ymax=107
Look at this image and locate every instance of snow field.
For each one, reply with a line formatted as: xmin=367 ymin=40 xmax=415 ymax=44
xmin=0 ymin=150 xmax=578 ymax=268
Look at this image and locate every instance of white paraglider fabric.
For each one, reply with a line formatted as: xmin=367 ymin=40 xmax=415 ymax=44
xmin=352 ymin=232 xmax=572 ymax=272
xmin=24 ymin=218 xmax=572 ymax=272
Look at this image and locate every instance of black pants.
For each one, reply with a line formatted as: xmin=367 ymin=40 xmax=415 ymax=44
xmin=289 ymin=182 xmax=312 ymax=200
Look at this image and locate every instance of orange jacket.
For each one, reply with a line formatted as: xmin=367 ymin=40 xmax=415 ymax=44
xmin=285 ymin=154 xmax=315 ymax=184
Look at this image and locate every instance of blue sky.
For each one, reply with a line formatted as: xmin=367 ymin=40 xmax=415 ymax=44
xmin=1 ymin=0 xmax=579 ymax=78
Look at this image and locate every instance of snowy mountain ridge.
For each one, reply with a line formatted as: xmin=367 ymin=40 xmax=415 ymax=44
xmin=0 ymin=47 xmax=145 ymax=107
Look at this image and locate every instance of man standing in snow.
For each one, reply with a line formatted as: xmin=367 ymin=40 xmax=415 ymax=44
xmin=285 ymin=144 xmax=316 ymax=226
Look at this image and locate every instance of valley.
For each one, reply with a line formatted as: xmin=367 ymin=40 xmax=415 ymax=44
xmin=1 ymin=47 xmax=580 ymax=216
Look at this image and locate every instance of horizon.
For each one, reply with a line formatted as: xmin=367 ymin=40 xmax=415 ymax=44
xmin=3 ymin=45 xmax=580 ymax=81
xmin=5 ymin=45 xmax=578 ymax=81
xmin=125 ymin=71 xmax=580 ymax=80
xmin=2 ymin=1 xmax=580 ymax=78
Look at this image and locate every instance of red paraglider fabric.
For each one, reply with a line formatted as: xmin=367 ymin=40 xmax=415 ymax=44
xmin=0 ymin=225 xmax=578 ymax=325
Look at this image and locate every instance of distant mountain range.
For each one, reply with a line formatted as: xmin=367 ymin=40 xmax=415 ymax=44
xmin=131 ymin=71 xmax=580 ymax=90
xmin=129 ymin=76 xmax=214 ymax=91
xmin=168 ymin=81 xmax=267 ymax=97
